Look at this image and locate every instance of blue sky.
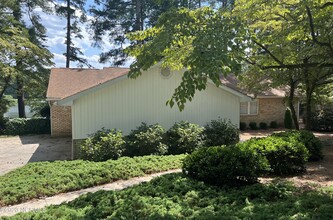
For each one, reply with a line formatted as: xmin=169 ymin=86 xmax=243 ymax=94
xmin=36 ymin=1 xmax=124 ymax=69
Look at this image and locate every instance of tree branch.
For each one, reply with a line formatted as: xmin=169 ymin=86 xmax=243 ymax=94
xmin=262 ymin=62 xmax=333 ymax=70
xmin=252 ymin=39 xmax=285 ymax=66
xmin=321 ymin=2 xmax=333 ymax=9
xmin=306 ymin=5 xmax=333 ymax=55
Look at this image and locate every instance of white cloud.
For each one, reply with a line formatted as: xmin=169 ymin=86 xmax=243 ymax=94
xmin=24 ymin=5 xmax=132 ymax=69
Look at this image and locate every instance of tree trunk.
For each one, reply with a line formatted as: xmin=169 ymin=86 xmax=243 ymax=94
xmin=0 ymin=76 xmax=11 ymax=100
xmin=135 ymin=0 xmax=142 ymax=31
xmin=288 ymin=77 xmax=299 ymax=130
xmin=302 ymin=59 xmax=313 ymax=130
xmin=16 ymin=75 xmax=26 ymax=118
xmin=305 ymin=88 xmax=313 ymax=130
xmin=13 ymin=4 xmax=26 ymax=118
xmin=66 ymin=0 xmax=71 ymax=68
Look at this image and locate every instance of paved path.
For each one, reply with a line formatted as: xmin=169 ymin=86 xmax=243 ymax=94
xmin=0 ymin=169 xmax=181 ymax=217
xmin=0 ymin=135 xmax=71 ymax=175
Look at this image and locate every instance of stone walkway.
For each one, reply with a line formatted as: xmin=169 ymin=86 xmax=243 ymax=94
xmin=0 ymin=169 xmax=181 ymax=217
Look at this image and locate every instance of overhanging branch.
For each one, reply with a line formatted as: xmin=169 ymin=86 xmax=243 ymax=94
xmin=252 ymin=40 xmax=285 ymax=66
xmin=306 ymin=5 xmax=333 ymax=55
xmin=261 ymin=62 xmax=333 ymax=70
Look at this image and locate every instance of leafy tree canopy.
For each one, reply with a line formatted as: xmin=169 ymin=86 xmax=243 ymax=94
xmin=126 ymin=0 xmax=333 ymax=112
xmin=127 ymin=7 xmax=246 ymax=110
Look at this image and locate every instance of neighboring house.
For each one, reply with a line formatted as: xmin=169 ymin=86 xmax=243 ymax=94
xmin=221 ymin=75 xmax=300 ymax=128
xmin=46 ymin=65 xmax=250 ymax=158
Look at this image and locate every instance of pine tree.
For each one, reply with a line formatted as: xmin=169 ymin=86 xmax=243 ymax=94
xmin=56 ymin=0 xmax=91 ymax=68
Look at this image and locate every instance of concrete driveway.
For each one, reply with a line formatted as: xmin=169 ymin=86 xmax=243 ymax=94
xmin=0 ymin=135 xmax=71 ymax=175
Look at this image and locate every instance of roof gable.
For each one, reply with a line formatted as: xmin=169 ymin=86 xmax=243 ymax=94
xmin=48 ymin=66 xmax=252 ymax=105
xmin=220 ymin=74 xmax=288 ymax=98
xmin=46 ymin=67 xmax=129 ymax=100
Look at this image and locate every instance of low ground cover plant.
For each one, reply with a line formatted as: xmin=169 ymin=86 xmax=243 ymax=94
xmin=5 ymin=174 xmax=333 ymax=220
xmin=165 ymin=121 xmax=205 ymax=154
xmin=182 ymin=145 xmax=268 ymax=186
xmin=0 ymin=155 xmax=185 ymax=206
xmin=204 ymin=118 xmax=239 ymax=146
xmin=271 ymin=130 xmax=324 ymax=161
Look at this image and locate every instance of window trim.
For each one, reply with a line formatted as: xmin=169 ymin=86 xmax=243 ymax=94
xmin=240 ymin=101 xmax=258 ymax=115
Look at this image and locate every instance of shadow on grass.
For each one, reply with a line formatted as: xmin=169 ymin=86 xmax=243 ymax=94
xmin=5 ymin=173 xmax=333 ymax=220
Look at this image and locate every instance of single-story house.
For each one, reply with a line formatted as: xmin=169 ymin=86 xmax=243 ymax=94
xmin=46 ymin=65 xmax=251 ymax=158
xmin=220 ymin=75 xmax=300 ymax=127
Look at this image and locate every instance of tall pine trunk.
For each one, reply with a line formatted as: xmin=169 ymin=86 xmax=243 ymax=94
xmin=135 ymin=0 xmax=143 ymax=31
xmin=16 ymin=75 xmax=26 ymax=118
xmin=66 ymin=0 xmax=71 ymax=68
xmin=13 ymin=3 xmax=26 ymax=118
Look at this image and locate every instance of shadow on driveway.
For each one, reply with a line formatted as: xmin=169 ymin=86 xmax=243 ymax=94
xmin=0 ymin=135 xmax=71 ymax=175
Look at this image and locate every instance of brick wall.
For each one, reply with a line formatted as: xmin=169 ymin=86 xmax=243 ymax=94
xmin=240 ymin=98 xmax=298 ymax=127
xmin=50 ymin=104 xmax=72 ymax=137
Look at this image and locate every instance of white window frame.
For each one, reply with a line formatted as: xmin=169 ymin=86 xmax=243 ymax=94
xmin=240 ymin=101 xmax=258 ymax=115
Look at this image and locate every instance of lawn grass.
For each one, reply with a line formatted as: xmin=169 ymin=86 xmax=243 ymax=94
xmin=0 ymin=155 xmax=185 ymax=206
xmin=3 ymin=173 xmax=333 ymax=219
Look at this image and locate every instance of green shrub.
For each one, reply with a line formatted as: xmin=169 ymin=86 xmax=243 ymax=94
xmin=0 ymin=117 xmax=8 ymax=134
xmin=310 ymin=109 xmax=333 ymax=131
xmin=39 ymin=105 xmax=51 ymax=118
xmin=284 ymin=108 xmax=293 ymax=129
xmin=124 ymin=123 xmax=167 ymax=156
xmin=249 ymin=121 xmax=257 ymax=130
xmin=182 ymin=146 xmax=268 ymax=186
xmin=240 ymin=122 xmax=246 ymax=131
xmin=270 ymin=121 xmax=278 ymax=129
xmin=204 ymin=118 xmax=239 ymax=146
xmin=271 ymin=130 xmax=323 ymax=161
xmin=238 ymin=136 xmax=309 ymax=175
xmin=4 ymin=118 xmax=50 ymax=135
xmin=80 ymin=128 xmax=125 ymax=161
xmin=259 ymin=122 xmax=268 ymax=129
xmin=165 ymin=121 xmax=205 ymax=155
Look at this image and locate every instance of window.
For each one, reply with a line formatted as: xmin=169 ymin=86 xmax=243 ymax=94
xmin=240 ymin=101 xmax=258 ymax=115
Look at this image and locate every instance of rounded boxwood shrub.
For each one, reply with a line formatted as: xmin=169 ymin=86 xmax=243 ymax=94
xmin=204 ymin=118 xmax=239 ymax=146
xmin=249 ymin=122 xmax=257 ymax=130
xmin=238 ymin=136 xmax=309 ymax=175
xmin=80 ymin=128 xmax=125 ymax=161
xmin=259 ymin=122 xmax=268 ymax=130
xmin=124 ymin=123 xmax=167 ymax=156
xmin=240 ymin=122 xmax=247 ymax=131
xmin=270 ymin=121 xmax=278 ymax=129
xmin=271 ymin=130 xmax=323 ymax=161
xmin=165 ymin=121 xmax=205 ymax=155
xmin=182 ymin=145 xmax=268 ymax=186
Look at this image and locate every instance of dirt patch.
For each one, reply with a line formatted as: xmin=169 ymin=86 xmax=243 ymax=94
xmin=253 ymin=132 xmax=333 ymax=188
xmin=284 ymin=142 xmax=333 ymax=188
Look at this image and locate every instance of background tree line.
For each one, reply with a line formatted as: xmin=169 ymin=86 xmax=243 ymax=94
xmin=1 ymin=0 xmax=332 ymax=131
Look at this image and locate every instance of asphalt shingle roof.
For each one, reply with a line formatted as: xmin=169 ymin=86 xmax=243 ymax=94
xmin=46 ymin=67 xmax=129 ymax=100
